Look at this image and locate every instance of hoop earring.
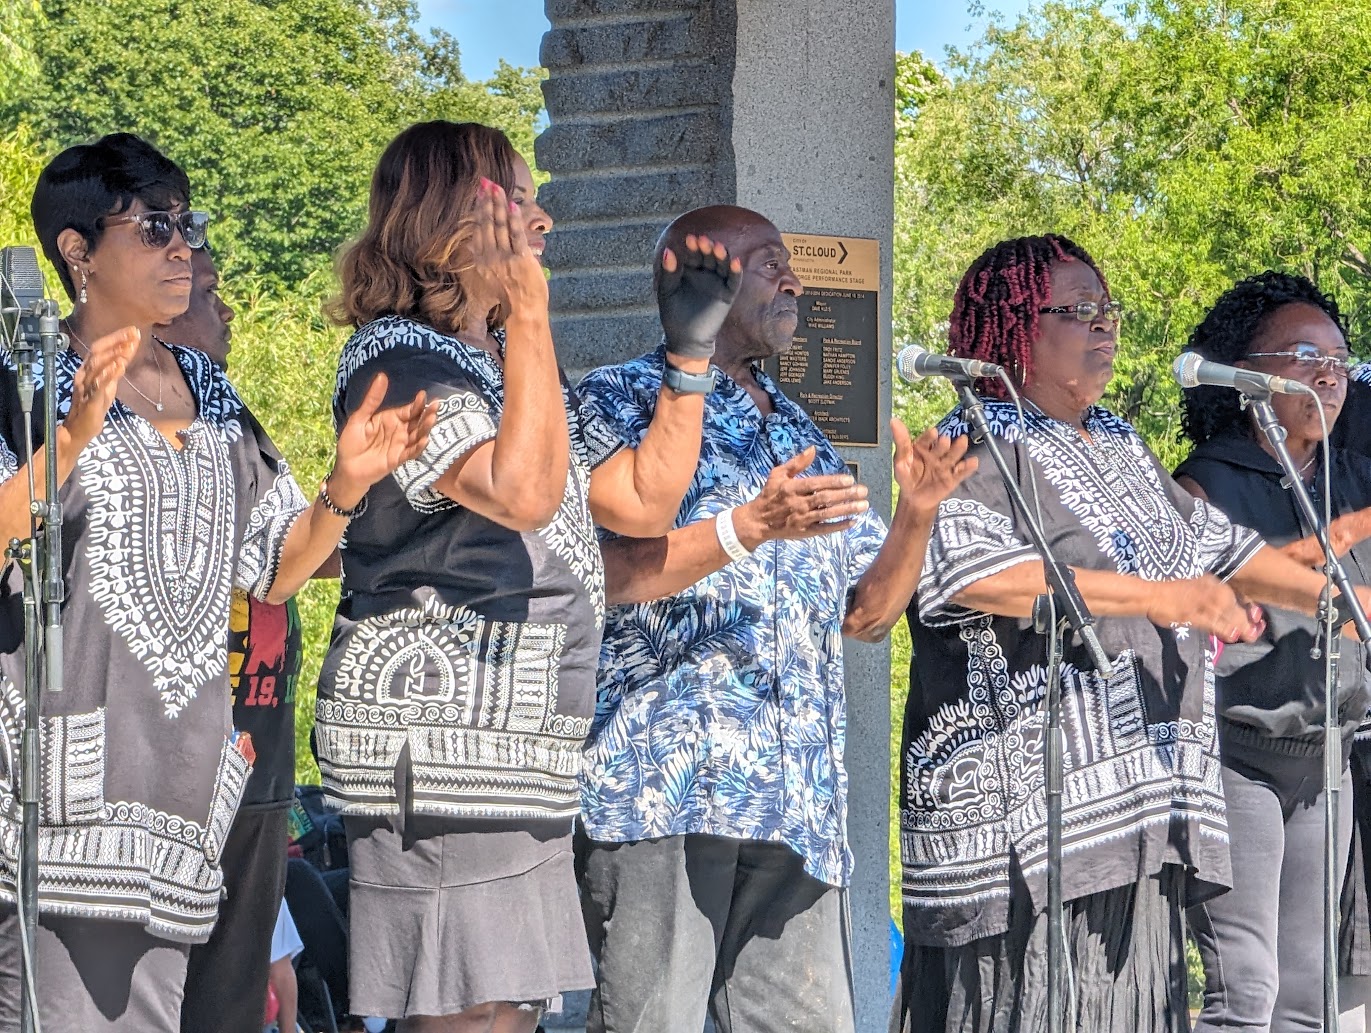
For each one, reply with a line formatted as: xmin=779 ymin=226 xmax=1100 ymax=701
xmin=78 ymin=269 xmax=88 ymax=305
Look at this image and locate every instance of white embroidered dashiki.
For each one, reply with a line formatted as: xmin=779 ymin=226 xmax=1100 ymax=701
xmin=314 ymin=316 xmax=623 ymax=821
xmin=900 ymin=401 xmax=1262 ymax=948
xmin=0 ymin=344 xmax=307 ymax=942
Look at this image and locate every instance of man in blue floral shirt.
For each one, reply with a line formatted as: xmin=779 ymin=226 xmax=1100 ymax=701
xmin=575 ymin=205 xmax=975 ymax=1033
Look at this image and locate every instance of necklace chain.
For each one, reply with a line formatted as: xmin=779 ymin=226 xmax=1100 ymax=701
xmin=66 ymin=324 xmax=166 ymax=412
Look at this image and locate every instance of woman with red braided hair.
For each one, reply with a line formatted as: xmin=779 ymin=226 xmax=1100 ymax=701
xmin=893 ymin=234 xmax=1371 ymax=1032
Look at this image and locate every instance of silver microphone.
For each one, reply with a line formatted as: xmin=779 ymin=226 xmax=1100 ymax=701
xmin=896 ymin=343 xmax=1004 ymax=383
xmin=1 ymin=245 xmax=45 ymax=348
xmin=1173 ymin=351 xmax=1309 ymax=397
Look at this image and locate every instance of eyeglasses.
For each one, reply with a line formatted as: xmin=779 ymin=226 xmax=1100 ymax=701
xmin=97 ymin=210 xmax=209 ymax=250
xmin=1038 ymin=300 xmax=1124 ymax=325
xmin=1246 ymin=342 xmax=1352 ymax=378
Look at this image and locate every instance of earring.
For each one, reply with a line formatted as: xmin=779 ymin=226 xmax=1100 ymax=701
xmin=78 ymin=269 xmax=88 ymax=305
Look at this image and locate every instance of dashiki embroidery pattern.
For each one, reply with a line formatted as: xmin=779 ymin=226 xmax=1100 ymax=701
xmin=315 ymin=316 xmax=620 ymax=821
xmin=577 ymin=348 xmax=887 ymax=888
xmin=0 ymin=345 xmax=307 ymax=941
xmin=900 ymin=400 xmax=1263 ymax=948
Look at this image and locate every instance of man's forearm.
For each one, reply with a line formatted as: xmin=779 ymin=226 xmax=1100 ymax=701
xmin=843 ymin=498 xmax=930 ymax=642
xmin=602 ymin=519 xmax=730 ymax=606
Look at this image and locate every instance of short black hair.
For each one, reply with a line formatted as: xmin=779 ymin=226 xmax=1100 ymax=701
xmin=31 ymin=133 xmax=191 ymax=300
xmin=1179 ymin=271 xmax=1347 ymax=445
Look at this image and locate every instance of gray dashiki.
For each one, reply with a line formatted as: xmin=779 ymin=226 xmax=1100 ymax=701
xmin=314 ymin=316 xmax=624 ymax=821
xmin=900 ymin=400 xmax=1263 ymax=948
xmin=0 ymin=345 xmax=307 ymax=942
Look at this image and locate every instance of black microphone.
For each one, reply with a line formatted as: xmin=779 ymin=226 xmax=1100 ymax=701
xmin=896 ymin=343 xmax=1004 ymax=383
xmin=1 ymin=245 xmax=45 ymax=349
xmin=1173 ymin=351 xmax=1308 ymax=397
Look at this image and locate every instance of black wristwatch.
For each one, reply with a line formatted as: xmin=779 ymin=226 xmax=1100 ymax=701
xmin=662 ymin=363 xmax=716 ymax=395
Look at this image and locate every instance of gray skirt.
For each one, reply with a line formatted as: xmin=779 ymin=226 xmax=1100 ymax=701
xmin=895 ymin=865 xmax=1190 ymax=1033
xmin=346 ymin=813 xmax=594 ymax=1019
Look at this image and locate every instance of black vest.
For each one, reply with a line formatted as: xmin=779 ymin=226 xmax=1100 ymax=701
xmin=1175 ymin=433 xmax=1371 ymax=743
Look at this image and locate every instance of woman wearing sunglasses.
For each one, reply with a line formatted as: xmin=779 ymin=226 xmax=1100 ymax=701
xmin=1175 ymin=271 xmax=1371 ymax=1031
xmin=0 ymin=133 xmax=436 ymax=1032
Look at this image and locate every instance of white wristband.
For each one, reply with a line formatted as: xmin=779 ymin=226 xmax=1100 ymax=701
xmin=715 ymin=507 xmax=753 ymax=563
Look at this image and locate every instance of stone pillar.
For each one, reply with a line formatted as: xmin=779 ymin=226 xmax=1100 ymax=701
xmin=539 ymin=2 xmax=896 ymax=1029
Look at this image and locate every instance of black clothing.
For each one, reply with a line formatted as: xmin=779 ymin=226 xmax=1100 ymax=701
xmin=1175 ymin=432 xmax=1371 ymax=742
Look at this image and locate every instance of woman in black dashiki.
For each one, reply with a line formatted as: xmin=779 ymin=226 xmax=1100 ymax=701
xmin=0 ymin=134 xmax=435 ymax=1033
xmin=313 ymin=121 xmax=732 ymax=1033
xmin=894 ymin=235 xmax=1371 ymax=1033
xmin=1175 ymin=271 xmax=1371 ymax=1031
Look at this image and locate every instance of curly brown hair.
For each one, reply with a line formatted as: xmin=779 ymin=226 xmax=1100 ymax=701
xmin=329 ymin=121 xmax=518 ymax=335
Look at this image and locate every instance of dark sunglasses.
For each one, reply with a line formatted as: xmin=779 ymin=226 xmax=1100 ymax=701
xmin=97 ymin=210 xmax=209 ymax=250
xmin=1038 ymin=300 xmax=1124 ymax=325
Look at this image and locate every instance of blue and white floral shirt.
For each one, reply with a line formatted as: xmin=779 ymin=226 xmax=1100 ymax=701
xmin=576 ymin=348 xmax=887 ymax=887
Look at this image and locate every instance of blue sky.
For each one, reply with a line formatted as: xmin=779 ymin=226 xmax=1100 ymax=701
xmin=415 ymin=1 xmax=1038 ymax=81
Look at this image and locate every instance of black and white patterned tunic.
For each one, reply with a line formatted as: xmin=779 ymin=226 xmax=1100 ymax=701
xmin=314 ymin=316 xmax=623 ymax=821
xmin=0 ymin=345 xmax=307 ymax=942
xmin=900 ymin=401 xmax=1263 ymax=948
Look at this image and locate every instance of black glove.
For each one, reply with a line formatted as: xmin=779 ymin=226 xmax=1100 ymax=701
xmin=656 ymin=235 xmax=743 ymax=360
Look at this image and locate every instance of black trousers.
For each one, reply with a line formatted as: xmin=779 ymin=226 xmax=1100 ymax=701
xmin=180 ymin=803 xmax=290 ymax=1033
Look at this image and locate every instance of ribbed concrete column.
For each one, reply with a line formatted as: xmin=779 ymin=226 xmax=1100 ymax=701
xmin=538 ymin=0 xmax=738 ymax=373
xmin=539 ymin=2 xmax=896 ymax=1028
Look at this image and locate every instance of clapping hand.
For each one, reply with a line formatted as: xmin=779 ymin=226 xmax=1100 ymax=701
xmin=65 ymin=326 xmax=140 ymax=446
xmin=1148 ymin=575 xmax=1264 ymax=643
xmin=657 ymin=234 xmax=743 ymax=360
xmin=460 ymin=177 xmax=547 ymax=316
xmin=330 ymin=372 xmax=439 ymax=505
xmin=893 ymin=422 xmax=977 ymax=516
xmin=730 ymin=446 xmax=871 ymax=548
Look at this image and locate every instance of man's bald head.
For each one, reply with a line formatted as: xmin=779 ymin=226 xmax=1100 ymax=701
xmin=653 ymin=205 xmax=802 ymax=366
xmin=653 ymin=206 xmax=777 ymax=287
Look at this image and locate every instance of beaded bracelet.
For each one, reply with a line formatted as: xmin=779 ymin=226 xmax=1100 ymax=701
xmin=318 ymin=478 xmax=368 ymax=520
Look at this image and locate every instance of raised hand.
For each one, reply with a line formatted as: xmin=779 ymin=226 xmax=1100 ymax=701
xmin=460 ymin=177 xmax=548 ymax=317
xmin=731 ymin=446 xmax=870 ymax=548
xmin=331 ymin=372 xmax=439 ymax=505
xmin=65 ymin=326 xmax=139 ymax=446
xmin=1147 ymin=574 xmax=1265 ymax=643
xmin=657 ymin=233 xmax=743 ymax=360
xmin=893 ymin=422 xmax=977 ymax=516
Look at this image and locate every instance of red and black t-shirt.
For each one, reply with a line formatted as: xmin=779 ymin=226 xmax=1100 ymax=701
xmin=229 ymin=588 xmax=301 ymax=806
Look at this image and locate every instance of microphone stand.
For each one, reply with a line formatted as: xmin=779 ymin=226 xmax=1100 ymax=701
xmin=951 ymin=377 xmax=1112 ymax=1033
xmin=1247 ymin=392 xmax=1371 ymax=1033
xmin=5 ymin=299 xmax=64 ymax=1033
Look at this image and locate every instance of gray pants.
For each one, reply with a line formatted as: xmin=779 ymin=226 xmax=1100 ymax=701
xmin=0 ymin=909 xmax=189 ymax=1033
xmin=1189 ymin=732 xmax=1354 ymax=1032
xmin=576 ymin=832 xmax=855 ymax=1033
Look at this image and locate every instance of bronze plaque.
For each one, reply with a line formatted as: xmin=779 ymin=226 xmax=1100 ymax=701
xmin=762 ymin=233 xmax=881 ymax=447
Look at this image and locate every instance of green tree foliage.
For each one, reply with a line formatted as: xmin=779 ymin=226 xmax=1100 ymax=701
xmin=4 ymin=0 xmax=546 ymax=286
xmin=893 ymin=0 xmax=1371 ymax=467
